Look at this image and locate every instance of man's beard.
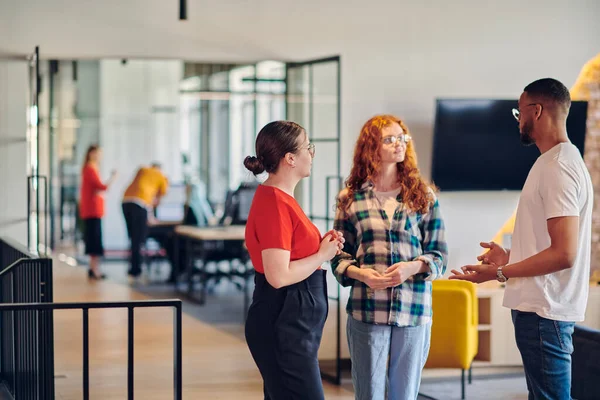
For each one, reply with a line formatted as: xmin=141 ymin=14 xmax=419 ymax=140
xmin=520 ymin=121 xmax=535 ymax=146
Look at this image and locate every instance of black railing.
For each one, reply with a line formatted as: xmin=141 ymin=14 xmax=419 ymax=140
xmin=1 ymin=239 xmax=183 ymax=398
xmin=0 ymin=300 xmax=183 ymax=400
xmin=0 ymin=237 xmax=54 ymax=399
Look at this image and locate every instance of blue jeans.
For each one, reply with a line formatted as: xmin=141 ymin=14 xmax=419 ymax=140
xmin=347 ymin=316 xmax=431 ymax=400
xmin=512 ymin=310 xmax=575 ymax=400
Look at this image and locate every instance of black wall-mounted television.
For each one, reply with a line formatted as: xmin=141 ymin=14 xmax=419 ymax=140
xmin=431 ymin=99 xmax=588 ymax=191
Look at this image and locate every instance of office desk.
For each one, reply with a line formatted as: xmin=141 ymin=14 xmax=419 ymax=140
xmin=149 ymin=220 xmax=182 ymax=227
xmin=174 ymin=225 xmax=253 ymax=316
xmin=175 ymin=225 xmax=246 ymax=241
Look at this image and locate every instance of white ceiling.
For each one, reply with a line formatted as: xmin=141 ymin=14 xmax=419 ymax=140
xmin=3 ymin=0 xmax=596 ymax=63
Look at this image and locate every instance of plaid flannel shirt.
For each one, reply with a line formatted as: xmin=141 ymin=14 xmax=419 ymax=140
xmin=331 ymin=183 xmax=448 ymax=327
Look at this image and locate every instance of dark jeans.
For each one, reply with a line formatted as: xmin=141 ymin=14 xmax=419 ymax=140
xmin=122 ymin=202 xmax=148 ymax=277
xmin=245 ymin=270 xmax=328 ymax=400
xmin=512 ymin=310 xmax=575 ymax=400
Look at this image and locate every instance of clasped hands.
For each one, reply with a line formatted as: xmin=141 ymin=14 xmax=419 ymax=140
xmin=318 ymin=230 xmax=346 ymax=260
xmin=360 ymin=260 xmax=425 ymax=290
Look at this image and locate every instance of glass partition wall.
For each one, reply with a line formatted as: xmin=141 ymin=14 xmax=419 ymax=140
xmin=179 ymin=61 xmax=286 ymax=212
xmin=43 ymin=60 xmax=287 ymax=252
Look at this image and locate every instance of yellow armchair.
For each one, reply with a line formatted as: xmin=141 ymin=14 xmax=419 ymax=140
xmin=424 ymin=280 xmax=478 ymax=399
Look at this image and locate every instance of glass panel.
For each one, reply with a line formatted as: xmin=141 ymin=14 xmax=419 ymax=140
xmin=179 ymin=91 xmax=201 ymax=182
xmin=312 ymin=62 xmax=339 ymax=140
xmin=310 ymin=141 xmax=339 ymax=221
xmin=208 ymin=99 xmax=229 ymax=206
xmin=206 ymin=69 xmax=230 ymax=207
xmin=286 ymin=65 xmax=310 ymax=129
xmin=229 ymin=66 xmax=255 ymax=190
xmin=50 ymin=60 xmax=100 ymax=245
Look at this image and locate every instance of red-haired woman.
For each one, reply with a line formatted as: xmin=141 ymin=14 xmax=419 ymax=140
xmin=332 ymin=115 xmax=448 ymax=399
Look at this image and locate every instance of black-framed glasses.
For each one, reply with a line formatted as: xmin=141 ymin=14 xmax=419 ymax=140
xmin=382 ymin=134 xmax=411 ymax=145
xmin=307 ymin=143 xmax=315 ymax=157
xmin=512 ymin=103 xmax=539 ymax=121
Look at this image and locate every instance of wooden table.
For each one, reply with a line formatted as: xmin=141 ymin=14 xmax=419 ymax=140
xmin=175 ymin=225 xmax=246 ymax=241
xmin=174 ymin=225 xmax=253 ymax=316
xmin=149 ymin=219 xmax=183 ymax=227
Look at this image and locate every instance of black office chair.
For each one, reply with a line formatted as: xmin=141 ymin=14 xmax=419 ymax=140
xmin=177 ymin=182 xmax=258 ymax=288
xmin=219 ymin=181 xmax=258 ymax=226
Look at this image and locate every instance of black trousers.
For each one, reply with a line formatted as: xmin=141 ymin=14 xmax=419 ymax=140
xmin=122 ymin=202 xmax=148 ymax=277
xmin=245 ymin=269 xmax=328 ymax=400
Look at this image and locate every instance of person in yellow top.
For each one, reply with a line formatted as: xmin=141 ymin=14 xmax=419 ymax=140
xmin=121 ymin=162 xmax=169 ymax=278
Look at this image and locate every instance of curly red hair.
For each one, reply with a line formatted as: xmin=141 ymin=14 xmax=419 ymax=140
xmin=338 ymin=114 xmax=436 ymax=214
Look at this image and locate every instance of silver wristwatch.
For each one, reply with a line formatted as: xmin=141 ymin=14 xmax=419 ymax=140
xmin=496 ymin=265 xmax=508 ymax=283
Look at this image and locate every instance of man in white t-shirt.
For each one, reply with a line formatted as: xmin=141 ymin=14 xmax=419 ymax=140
xmin=450 ymin=78 xmax=593 ymax=399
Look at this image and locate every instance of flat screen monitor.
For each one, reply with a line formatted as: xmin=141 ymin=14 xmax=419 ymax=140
xmin=154 ymin=184 xmax=186 ymax=221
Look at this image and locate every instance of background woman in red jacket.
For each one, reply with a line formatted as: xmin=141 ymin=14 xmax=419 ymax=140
xmin=79 ymin=145 xmax=116 ymax=279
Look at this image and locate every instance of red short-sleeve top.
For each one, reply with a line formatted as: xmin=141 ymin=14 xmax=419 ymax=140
xmin=245 ymin=185 xmax=322 ymax=274
xmin=79 ymin=164 xmax=108 ymax=219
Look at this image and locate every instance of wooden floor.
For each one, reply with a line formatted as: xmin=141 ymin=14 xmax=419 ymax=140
xmin=51 ymin=260 xmax=355 ymax=399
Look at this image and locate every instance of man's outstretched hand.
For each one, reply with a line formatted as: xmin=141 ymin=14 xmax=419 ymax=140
xmin=449 ymin=263 xmax=497 ymax=283
xmin=477 ymin=241 xmax=510 ymax=266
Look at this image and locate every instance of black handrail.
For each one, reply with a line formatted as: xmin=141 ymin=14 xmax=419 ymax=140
xmin=0 ymin=300 xmax=183 ymax=400
xmin=0 ymin=248 xmax=54 ymax=400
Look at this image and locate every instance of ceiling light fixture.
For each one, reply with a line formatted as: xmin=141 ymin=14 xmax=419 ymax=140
xmin=179 ymin=0 xmax=187 ymax=20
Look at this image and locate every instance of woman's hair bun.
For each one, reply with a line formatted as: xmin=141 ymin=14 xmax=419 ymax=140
xmin=244 ymin=155 xmax=266 ymax=175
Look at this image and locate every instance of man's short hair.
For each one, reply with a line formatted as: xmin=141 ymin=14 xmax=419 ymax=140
xmin=151 ymin=162 xmax=162 ymax=169
xmin=524 ymin=78 xmax=571 ymax=112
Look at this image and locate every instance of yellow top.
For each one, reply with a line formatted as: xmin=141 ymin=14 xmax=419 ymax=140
xmin=123 ymin=167 xmax=168 ymax=207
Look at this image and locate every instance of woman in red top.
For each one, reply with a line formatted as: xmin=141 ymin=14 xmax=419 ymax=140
xmin=79 ymin=145 xmax=116 ymax=279
xmin=244 ymin=121 xmax=344 ymax=400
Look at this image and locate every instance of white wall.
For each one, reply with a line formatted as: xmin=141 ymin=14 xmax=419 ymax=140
xmin=0 ymin=60 xmax=28 ymax=244
xmin=98 ymin=60 xmax=183 ymax=249
xmin=438 ymin=191 xmax=521 ymax=269
xmin=1 ymin=0 xmax=599 ymax=258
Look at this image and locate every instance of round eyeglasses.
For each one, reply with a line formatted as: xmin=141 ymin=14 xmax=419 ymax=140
xmin=307 ymin=143 xmax=315 ymax=157
xmin=382 ymin=134 xmax=411 ymax=145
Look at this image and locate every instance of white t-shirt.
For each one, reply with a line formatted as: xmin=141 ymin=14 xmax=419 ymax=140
xmin=373 ymin=188 xmax=402 ymax=222
xmin=503 ymin=142 xmax=593 ymax=322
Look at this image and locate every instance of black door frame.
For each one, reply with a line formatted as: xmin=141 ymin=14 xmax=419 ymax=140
xmin=285 ymin=55 xmax=344 ymax=385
